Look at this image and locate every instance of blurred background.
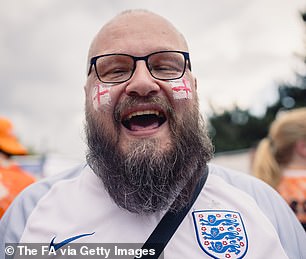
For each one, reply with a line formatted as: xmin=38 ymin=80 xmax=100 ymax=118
xmin=1 ymin=0 xmax=305 ymax=177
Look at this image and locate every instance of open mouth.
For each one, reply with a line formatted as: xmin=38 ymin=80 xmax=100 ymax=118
xmin=122 ymin=110 xmax=167 ymax=131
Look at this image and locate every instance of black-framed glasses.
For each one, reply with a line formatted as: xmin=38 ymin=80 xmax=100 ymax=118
xmin=87 ymin=50 xmax=191 ymax=84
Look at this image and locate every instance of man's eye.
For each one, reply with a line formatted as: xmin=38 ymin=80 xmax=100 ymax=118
xmin=115 ymin=67 xmax=131 ymax=73
xmin=152 ymin=64 xmax=180 ymax=73
xmin=110 ymin=69 xmax=128 ymax=75
xmin=101 ymin=67 xmax=129 ymax=76
xmin=154 ymin=65 xmax=172 ymax=71
xmin=99 ymin=66 xmax=132 ymax=81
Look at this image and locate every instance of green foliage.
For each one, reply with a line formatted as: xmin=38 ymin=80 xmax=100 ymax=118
xmin=209 ymin=107 xmax=267 ymax=152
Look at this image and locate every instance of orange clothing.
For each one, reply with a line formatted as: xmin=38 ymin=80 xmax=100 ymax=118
xmin=0 ymin=164 xmax=35 ymax=218
xmin=277 ymin=169 xmax=306 ymax=228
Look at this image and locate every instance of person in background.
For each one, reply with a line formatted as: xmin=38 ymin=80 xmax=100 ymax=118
xmin=0 ymin=117 xmax=35 ymax=218
xmin=252 ymin=107 xmax=306 ymax=230
xmin=0 ymin=10 xmax=305 ymax=259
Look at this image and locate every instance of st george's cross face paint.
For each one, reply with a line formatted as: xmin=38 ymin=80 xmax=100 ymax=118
xmin=168 ymin=77 xmax=193 ymax=100
xmin=91 ymin=77 xmax=193 ymax=111
xmin=92 ymin=83 xmax=113 ymax=111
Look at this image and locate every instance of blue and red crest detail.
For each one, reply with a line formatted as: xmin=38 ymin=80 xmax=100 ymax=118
xmin=192 ymin=210 xmax=248 ymax=259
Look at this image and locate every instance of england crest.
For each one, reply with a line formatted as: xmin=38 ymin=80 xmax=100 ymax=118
xmin=192 ymin=210 xmax=248 ymax=259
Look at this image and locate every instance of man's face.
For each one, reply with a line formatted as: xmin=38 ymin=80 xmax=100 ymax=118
xmin=85 ymin=12 xmax=197 ymax=154
xmin=84 ymin=12 xmax=213 ymax=214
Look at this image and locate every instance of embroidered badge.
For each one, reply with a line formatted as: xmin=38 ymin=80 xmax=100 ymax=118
xmin=193 ymin=210 xmax=248 ymax=259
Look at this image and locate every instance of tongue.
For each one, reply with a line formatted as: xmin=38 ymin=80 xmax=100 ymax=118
xmin=130 ymin=122 xmax=159 ymax=131
xmin=129 ymin=115 xmax=160 ymax=131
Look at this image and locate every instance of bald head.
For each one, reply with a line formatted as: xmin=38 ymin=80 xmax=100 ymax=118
xmin=88 ymin=9 xmax=189 ymax=61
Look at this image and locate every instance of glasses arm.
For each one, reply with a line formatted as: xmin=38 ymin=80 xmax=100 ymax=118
xmin=182 ymin=52 xmax=192 ymax=71
xmin=87 ymin=58 xmax=96 ymax=76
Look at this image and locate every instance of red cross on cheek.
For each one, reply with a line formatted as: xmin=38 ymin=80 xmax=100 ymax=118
xmin=92 ymin=84 xmax=111 ymax=110
xmin=170 ymin=78 xmax=192 ymax=99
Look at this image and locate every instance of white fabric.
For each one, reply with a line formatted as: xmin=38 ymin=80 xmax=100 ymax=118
xmin=0 ymin=164 xmax=305 ymax=259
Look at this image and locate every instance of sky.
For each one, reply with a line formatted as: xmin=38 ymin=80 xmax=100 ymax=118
xmin=0 ymin=0 xmax=305 ymax=160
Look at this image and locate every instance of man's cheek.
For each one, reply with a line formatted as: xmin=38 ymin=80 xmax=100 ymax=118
xmin=167 ymin=77 xmax=193 ymax=100
xmin=92 ymin=83 xmax=114 ymax=111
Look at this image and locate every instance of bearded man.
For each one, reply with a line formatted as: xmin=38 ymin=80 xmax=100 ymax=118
xmin=0 ymin=10 xmax=305 ymax=259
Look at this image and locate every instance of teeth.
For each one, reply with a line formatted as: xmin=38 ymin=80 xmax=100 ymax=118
xmin=127 ymin=110 xmax=160 ymax=120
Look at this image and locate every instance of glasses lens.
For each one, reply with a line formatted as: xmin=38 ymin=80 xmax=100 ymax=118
xmin=148 ymin=52 xmax=186 ymax=80
xmin=95 ymin=55 xmax=134 ymax=83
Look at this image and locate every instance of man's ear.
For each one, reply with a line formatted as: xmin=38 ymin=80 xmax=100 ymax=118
xmin=194 ymin=77 xmax=198 ymax=90
xmin=295 ymin=139 xmax=306 ymax=158
xmin=84 ymin=83 xmax=90 ymax=95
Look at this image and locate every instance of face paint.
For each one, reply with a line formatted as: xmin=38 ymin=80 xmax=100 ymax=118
xmin=168 ymin=77 xmax=192 ymax=100
xmin=92 ymin=83 xmax=113 ymax=111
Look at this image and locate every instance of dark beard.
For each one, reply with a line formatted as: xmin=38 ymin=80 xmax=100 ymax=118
xmin=85 ymin=97 xmax=213 ymax=215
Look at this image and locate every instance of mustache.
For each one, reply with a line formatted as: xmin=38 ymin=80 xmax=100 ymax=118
xmin=114 ymin=96 xmax=175 ymax=124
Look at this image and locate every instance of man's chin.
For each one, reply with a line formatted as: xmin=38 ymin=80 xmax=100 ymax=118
xmin=118 ymin=124 xmax=173 ymax=154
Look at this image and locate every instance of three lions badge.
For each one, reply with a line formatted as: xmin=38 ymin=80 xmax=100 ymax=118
xmin=193 ymin=210 xmax=248 ymax=258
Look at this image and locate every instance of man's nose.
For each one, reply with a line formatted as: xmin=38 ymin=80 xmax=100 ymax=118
xmin=125 ymin=61 xmax=160 ymax=97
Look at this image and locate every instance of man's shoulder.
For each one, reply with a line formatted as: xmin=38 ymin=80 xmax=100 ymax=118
xmin=208 ymin=163 xmax=272 ymax=192
xmin=206 ymin=163 xmax=291 ymax=226
xmin=0 ymin=163 xmax=87 ymax=244
xmin=20 ymin=163 xmax=86 ymax=200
